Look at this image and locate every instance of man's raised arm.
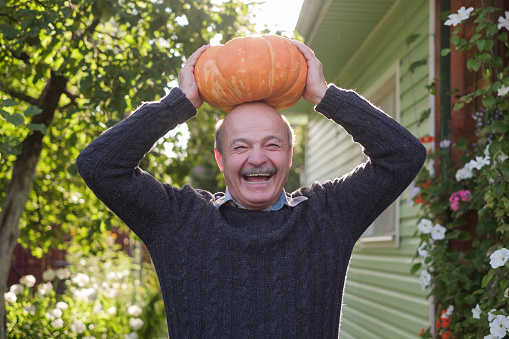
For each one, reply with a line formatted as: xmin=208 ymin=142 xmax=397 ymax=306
xmin=76 ymin=45 xmax=210 ymax=245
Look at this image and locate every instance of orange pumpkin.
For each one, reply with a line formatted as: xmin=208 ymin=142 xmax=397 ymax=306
xmin=194 ymin=35 xmax=307 ymax=112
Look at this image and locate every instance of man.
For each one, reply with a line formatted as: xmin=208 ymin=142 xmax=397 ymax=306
xmin=77 ymin=41 xmax=426 ymax=338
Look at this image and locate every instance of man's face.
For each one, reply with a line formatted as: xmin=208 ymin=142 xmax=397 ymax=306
xmin=214 ymin=102 xmax=293 ymax=210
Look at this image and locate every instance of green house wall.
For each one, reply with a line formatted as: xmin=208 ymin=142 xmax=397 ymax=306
xmin=303 ymin=1 xmax=432 ymax=338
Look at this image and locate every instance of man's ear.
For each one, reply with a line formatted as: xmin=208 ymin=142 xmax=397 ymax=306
xmin=214 ymin=148 xmax=224 ymax=172
xmin=289 ymin=146 xmax=293 ymax=167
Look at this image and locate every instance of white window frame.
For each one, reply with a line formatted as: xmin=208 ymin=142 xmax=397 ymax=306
xmin=359 ymin=60 xmax=401 ymax=248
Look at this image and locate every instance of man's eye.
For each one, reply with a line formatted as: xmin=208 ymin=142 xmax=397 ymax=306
xmin=233 ymin=146 xmax=246 ymax=150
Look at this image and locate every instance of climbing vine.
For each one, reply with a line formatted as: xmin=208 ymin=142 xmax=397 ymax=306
xmin=411 ymin=5 xmax=509 ymax=339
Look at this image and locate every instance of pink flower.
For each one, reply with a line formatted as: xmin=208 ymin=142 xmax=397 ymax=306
xmin=449 ymin=190 xmax=472 ymax=211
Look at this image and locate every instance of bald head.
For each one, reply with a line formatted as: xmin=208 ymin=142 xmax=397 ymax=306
xmin=214 ymin=102 xmax=295 ymax=154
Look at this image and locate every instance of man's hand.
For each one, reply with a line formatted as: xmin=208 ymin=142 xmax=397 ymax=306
xmin=178 ymin=44 xmax=210 ymax=109
xmin=292 ymin=40 xmax=328 ymax=105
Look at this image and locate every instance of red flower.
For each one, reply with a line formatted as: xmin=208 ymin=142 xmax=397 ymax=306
xmin=435 ymin=320 xmax=442 ymax=329
xmin=418 ymin=328 xmax=425 ymax=336
xmin=441 ymin=317 xmax=451 ymax=328
xmin=415 ymin=194 xmax=426 ymax=204
xmin=422 ymin=180 xmax=432 ymax=189
xmin=419 ymin=135 xmax=435 ymax=143
xmin=442 ymin=330 xmax=451 ymax=339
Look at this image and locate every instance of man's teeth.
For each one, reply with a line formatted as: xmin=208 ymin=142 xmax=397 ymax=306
xmin=246 ymin=173 xmax=270 ymax=177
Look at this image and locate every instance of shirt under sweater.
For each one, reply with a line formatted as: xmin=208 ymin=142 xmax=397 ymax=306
xmin=76 ymin=85 xmax=426 ymax=338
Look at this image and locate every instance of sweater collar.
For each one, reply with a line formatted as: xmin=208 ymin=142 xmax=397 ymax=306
xmin=214 ymin=188 xmax=307 ymax=211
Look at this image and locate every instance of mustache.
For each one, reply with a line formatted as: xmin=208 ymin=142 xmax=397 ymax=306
xmin=240 ymin=167 xmax=277 ymax=176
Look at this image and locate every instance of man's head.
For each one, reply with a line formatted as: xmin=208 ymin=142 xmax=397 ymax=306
xmin=214 ymin=102 xmax=295 ymax=210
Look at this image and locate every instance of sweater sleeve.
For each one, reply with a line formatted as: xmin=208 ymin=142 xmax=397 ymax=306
xmin=76 ymin=88 xmax=197 ymax=245
xmin=314 ymin=84 xmax=426 ymax=240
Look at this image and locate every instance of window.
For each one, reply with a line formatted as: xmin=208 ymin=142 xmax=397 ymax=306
xmin=360 ymin=61 xmax=400 ymax=247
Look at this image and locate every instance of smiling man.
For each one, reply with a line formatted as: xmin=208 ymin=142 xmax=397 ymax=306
xmin=77 ymin=41 xmax=427 ymax=338
xmin=214 ymin=102 xmax=294 ymax=211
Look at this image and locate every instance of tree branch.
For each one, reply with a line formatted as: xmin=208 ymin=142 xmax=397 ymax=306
xmin=5 ymin=46 xmax=30 ymax=64
xmin=0 ymin=85 xmax=38 ymax=106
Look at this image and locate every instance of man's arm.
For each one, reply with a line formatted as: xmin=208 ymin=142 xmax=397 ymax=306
xmin=76 ymin=45 xmax=209 ymax=245
xmin=293 ymin=40 xmax=426 ymax=239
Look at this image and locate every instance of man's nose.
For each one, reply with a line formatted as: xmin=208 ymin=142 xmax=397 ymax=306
xmin=247 ymin=147 xmax=268 ymax=165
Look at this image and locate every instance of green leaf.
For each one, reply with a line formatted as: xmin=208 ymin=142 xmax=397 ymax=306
xmin=467 ymin=58 xmax=481 ymax=71
xmin=2 ymin=98 xmax=18 ymax=107
xmin=454 ymin=138 xmax=468 ymax=150
xmin=410 ymin=262 xmax=422 ymax=274
xmin=7 ymin=113 xmax=24 ymax=126
xmin=24 ymin=106 xmax=43 ymax=117
xmin=482 ymin=273 xmax=493 ymax=288
xmin=483 ymin=96 xmax=495 ymax=108
xmin=470 ymin=33 xmax=481 ymax=43
xmin=476 ymin=39 xmax=486 ymax=51
xmin=453 ymin=101 xmax=465 ymax=111
xmin=27 ymin=123 xmax=47 ymax=134
xmin=0 ymin=23 xmax=19 ymax=39
xmin=441 ymin=48 xmax=451 ymax=56
xmin=486 ymin=23 xmax=499 ymax=35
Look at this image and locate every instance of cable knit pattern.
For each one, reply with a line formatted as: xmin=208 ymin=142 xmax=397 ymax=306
xmin=77 ymin=85 xmax=426 ymax=338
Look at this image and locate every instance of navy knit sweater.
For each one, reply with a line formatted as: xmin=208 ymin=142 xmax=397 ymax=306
xmin=77 ymin=85 xmax=426 ymax=338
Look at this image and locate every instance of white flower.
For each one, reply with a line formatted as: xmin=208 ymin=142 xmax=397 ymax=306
xmin=490 ymin=248 xmax=509 ymax=269
xmin=23 ymin=305 xmax=36 ymax=315
xmin=93 ymin=302 xmax=103 ymax=314
xmin=46 ymin=308 xmax=63 ymax=320
xmin=9 ymin=284 xmax=24 ymax=295
xmin=72 ymin=273 xmax=90 ymax=287
xmin=498 ymin=11 xmax=509 ymax=30
xmin=108 ymin=306 xmax=117 ymax=315
xmin=468 ymin=156 xmax=490 ymax=170
xmin=4 ymin=292 xmax=17 ymax=303
xmin=407 ymin=181 xmax=420 ymax=199
xmin=420 ymin=270 xmax=431 ymax=290
xmin=472 ymin=304 xmax=482 ymax=319
xmin=445 ymin=305 xmax=454 ymax=317
xmin=489 ymin=314 xmax=508 ymax=338
xmin=489 ymin=309 xmax=498 ymax=322
xmin=71 ymin=320 xmax=87 ymax=334
xmin=485 ymin=335 xmax=497 ymax=339
xmin=440 ymin=139 xmax=451 ymax=148
xmin=51 ymin=318 xmax=64 ymax=329
xmin=42 ymin=269 xmax=56 ymax=281
xmin=56 ymin=301 xmax=68 ymax=311
xmin=418 ymin=218 xmax=433 ymax=234
xmin=455 ymin=165 xmax=474 ymax=181
xmin=73 ymin=288 xmax=97 ymax=302
xmin=499 ymin=152 xmax=508 ymax=163
xmin=431 ymin=223 xmax=446 ymax=240
xmin=125 ymin=333 xmax=139 ymax=339
xmin=128 ymin=305 xmax=143 ymax=317
xmin=38 ymin=282 xmax=53 ymax=296
xmin=417 ymin=243 xmax=429 ymax=257
xmin=428 ymin=159 xmax=435 ymax=177
xmin=445 ymin=6 xmax=474 ymax=26
xmin=498 ymin=84 xmax=509 ymax=96
xmin=56 ymin=268 xmax=71 ymax=280
xmin=129 ymin=318 xmax=144 ymax=330
xmin=19 ymin=275 xmax=36 ymax=287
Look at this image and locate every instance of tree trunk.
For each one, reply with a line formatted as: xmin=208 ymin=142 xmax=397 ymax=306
xmin=0 ymin=73 xmax=67 ymax=338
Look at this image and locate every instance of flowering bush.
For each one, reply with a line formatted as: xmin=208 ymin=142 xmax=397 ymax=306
xmin=411 ymin=5 xmax=509 ymax=339
xmin=4 ymin=239 xmax=167 ymax=338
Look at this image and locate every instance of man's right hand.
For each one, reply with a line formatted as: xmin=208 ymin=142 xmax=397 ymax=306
xmin=178 ymin=44 xmax=210 ymax=109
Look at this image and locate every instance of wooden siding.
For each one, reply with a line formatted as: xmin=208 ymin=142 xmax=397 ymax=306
xmin=303 ymin=1 xmax=431 ymax=338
